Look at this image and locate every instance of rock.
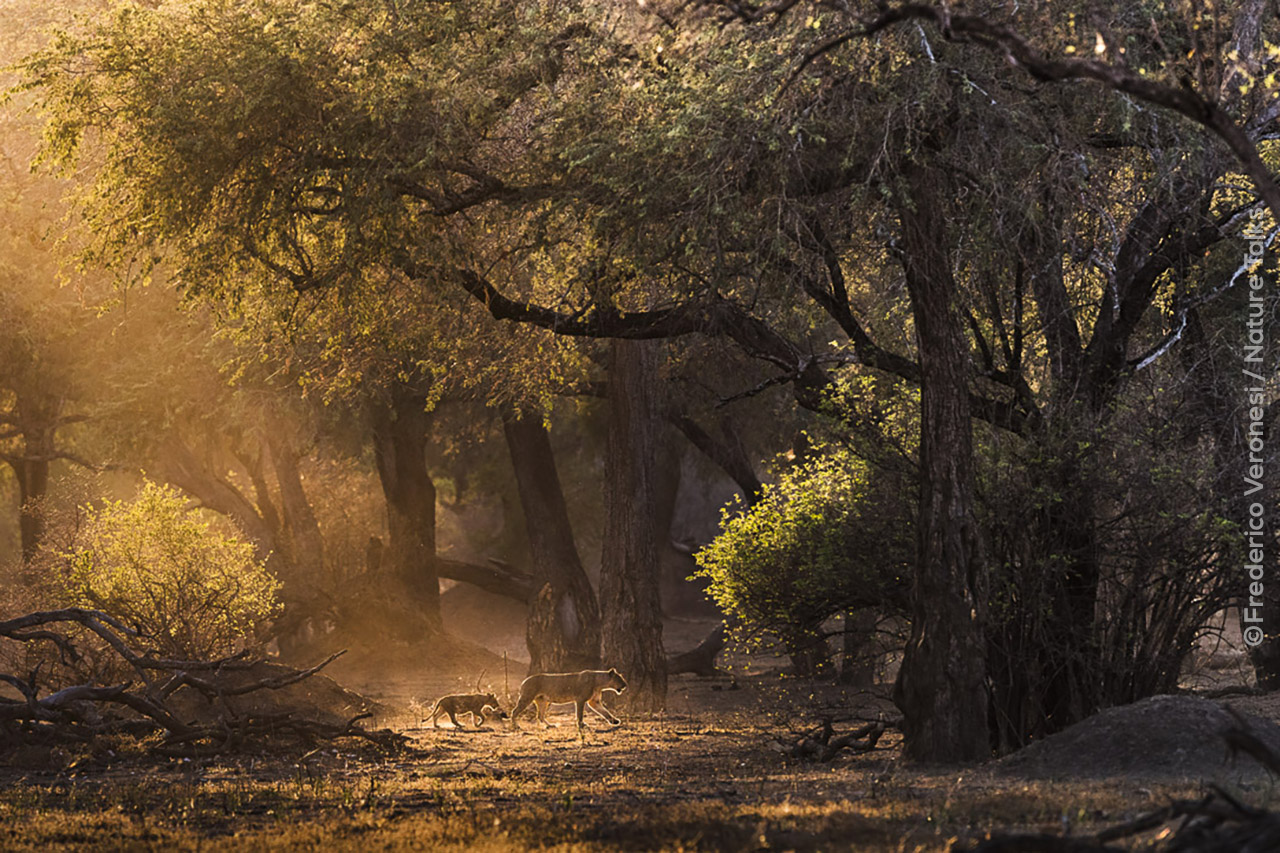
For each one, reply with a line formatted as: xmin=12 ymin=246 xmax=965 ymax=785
xmin=995 ymin=694 xmax=1280 ymax=780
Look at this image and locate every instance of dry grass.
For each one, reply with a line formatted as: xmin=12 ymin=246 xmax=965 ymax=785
xmin=0 ymin=691 xmax=1220 ymax=852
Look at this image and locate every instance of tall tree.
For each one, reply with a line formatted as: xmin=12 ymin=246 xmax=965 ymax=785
xmin=600 ymin=339 xmax=666 ymax=708
xmin=503 ymin=408 xmax=602 ymax=671
xmin=27 ymin=0 xmax=1276 ymax=760
xmin=890 ymin=162 xmax=988 ymax=761
xmin=0 ymin=9 xmax=98 ymax=565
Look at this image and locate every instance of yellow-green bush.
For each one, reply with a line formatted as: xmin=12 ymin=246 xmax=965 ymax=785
xmin=59 ymin=481 xmax=280 ymax=660
xmin=694 ymin=448 xmax=911 ymax=662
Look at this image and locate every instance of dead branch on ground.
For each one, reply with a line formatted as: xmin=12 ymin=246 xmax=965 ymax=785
xmin=0 ymin=607 xmax=403 ymax=755
xmin=778 ymin=716 xmax=889 ymax=762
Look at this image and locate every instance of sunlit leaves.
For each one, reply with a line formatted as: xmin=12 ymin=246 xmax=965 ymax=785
xmin=24 ymin=0 xmax=597 ymax=410
xmin=57 ymin=481 xmax=280 ymax=659
xmin=694 ymin=446 xmax=910 ymax=650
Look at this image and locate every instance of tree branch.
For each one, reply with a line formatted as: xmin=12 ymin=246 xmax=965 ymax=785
xmin=857 ymin=3 xmax=1280 ymax=223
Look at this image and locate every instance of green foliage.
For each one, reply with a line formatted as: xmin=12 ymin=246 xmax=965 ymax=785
xmin=977 ymin=397 xmax=1242 ymax=747
xmin=59 ymin=481 xmax=280 ymax=659
xmin=21 ymin=0 xmax=595 ymax=410
xmin=694 ymin=447 xmax=909 ymax=651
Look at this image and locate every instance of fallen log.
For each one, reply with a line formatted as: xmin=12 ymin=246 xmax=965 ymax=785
xmin=667 ymin=623 xmax=728 ymax=676
xmin=778 ymin=717 xmax=889 ymax=762
xmin=438 ymin=558 xmax=536 ymax=602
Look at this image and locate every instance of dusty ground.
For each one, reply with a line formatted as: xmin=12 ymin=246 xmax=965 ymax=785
xmin=0 ymin=664 xmax=1262 ymax=852
xmin=0 ymin=610 xmax=1275 ymax=850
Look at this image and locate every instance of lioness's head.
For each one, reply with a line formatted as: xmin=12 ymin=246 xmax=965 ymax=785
xmin=606 ymin=668 xmax=627 ymax=694
xmin=482 ymin=692 xmax=504 ymax=713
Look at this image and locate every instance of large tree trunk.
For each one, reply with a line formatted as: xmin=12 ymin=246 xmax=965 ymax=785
xmin=600 ymin=339 xmax=667 ymax=710
xmin=370 ymin=390 xmax=442 ymax=639
xmin=501 ymin=408 xmax=601 ymax=672
xmin=891 ymin=164 xmax=990 ymax=763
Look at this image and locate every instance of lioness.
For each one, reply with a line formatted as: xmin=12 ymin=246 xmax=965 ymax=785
xmin=428 ymin=692 xmax=506 ymax=729
xmin=510 ymin=668 xmax=627 ymax=732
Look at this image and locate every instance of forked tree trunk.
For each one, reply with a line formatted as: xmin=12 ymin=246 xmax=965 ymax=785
xmin=600 ymin=339 xmax=666 ymax=710
xmin=891 ymin=164 xmax=990 ymax=762
xmin=502 ymin=408 xmax=601 ymax=672
xmin=266 ymin=434 xmax=327 ymax=658
xmin=156 ymin=436 xmax=278 ymax=559
xmin=269 ymin=434 xmax=325 ymax=583
xmin=370 ymin=390 xmax=442 ymax=639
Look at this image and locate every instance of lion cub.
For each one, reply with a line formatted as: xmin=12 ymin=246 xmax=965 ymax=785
xmin=428 ymin=692 xmax=506 ymax=729
xmin=510 ymin=668 xmax=628 ymax=732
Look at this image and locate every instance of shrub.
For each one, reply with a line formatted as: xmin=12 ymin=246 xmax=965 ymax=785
xmin=59 ymin=481 xmax=280 ymax=660
xmin=694 ymin=448 xmax=911 ymax=664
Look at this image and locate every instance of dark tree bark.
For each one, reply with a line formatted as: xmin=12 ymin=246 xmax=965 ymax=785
xmin=13 ymin=416 xmax=53 ymax=565
xmin=891 ymin=163 xmax=990 ymax=763
xmin=1 ymin=392 xmax=89 ymax=566
xmin=600 ymin=339 xmax=667 ymax=710
xmin=268 ymin=433 xmax=325 ymax=582
xmin=838 ymin=610 xmax=878 ymax=688
xmin=370 ymin=389 xmax=442 ymax=638
xmin=501 ymin=408 xmax=602 ymax=672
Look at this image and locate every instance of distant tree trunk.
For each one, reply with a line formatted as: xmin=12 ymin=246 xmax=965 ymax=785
xmin=268 ymin=434 xmax=325 ymax=581
xmin=370 ymin=389 xmax=442 ymax=639
xmin=12 ymin=428 xmax=52 ymax=565
xmin=666 ymin=623 xmax=727 ymax=677
xmin=891 ymin=163 xmax=990 ymax=763
xmin=785 ymin=633 xmax=833 ymax=678
xmin=839 ymin=610 xmax=878 ymax=688
xmin=266 ymin=434 xmax=327 ymax=658
xmin=502 ymin=408 xmax=601 ymax=672
xmin=156 ymin=436 xmax=278 ymax=559
xmin=4 ymin=392 xmax=73 ymax=566
xmin=600 ymin=339 xmax=667 ymax=710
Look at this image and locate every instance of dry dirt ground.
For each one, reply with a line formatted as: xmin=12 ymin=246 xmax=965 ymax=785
xmin=1 ymin=613 xmax=1277 ymax=850
xmin=1 ymin=669 xmax=1274 ymax=850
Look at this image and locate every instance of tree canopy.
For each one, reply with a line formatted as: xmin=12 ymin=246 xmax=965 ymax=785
xmin=15 ymin=0 xmax=1280 ymax=761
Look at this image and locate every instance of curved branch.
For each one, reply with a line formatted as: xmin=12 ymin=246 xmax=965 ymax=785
xmin=859 ymin=4 xmax=1280 ymax=223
